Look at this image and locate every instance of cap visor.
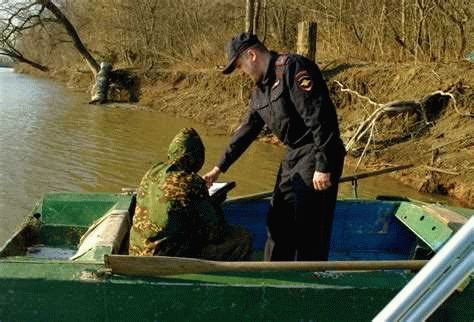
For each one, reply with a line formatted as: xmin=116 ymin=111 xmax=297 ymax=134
xmin=222 ymin=56 xmax=238 ymax=74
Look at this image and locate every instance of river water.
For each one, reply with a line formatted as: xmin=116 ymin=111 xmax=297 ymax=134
xmin=0 ymin=68 xmax=459 ymax=245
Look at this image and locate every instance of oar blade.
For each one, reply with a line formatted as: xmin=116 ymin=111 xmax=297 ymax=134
xmin=105 ymin=255 xmax=222 ymax=276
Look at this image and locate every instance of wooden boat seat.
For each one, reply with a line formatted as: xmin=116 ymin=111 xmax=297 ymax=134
xmin=70 ymin=207 xmax=131 ymax=262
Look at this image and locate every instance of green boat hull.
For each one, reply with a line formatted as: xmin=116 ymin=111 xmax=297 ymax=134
xmin=0 ymin=192 xmax=473 ymax=321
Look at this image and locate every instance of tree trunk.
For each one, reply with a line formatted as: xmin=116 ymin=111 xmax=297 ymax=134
xmin=297 ymin=21 xmax=317 ymax=61
xmin=261 ymin=0 xmax=267 ymax=43
xmin=253 ymin=0 xmax=260 ymax=35
xmin=39 ymin=0 xmax=99 ymax=75
xmin=456 ymin=22 xmax=466 ymax=59
xmin=401 ymin=0 xmax=406 ymax=58
xmin=245 ymin=0 xmax=255 ymax=34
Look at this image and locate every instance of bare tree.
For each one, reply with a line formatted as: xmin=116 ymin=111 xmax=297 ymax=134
xmin=38 ymin=0 xmax=99 ymax=74
xmin=435 ymin=0 xmax=471 ymax=59
xmin=0 ymin=0 xmax=99 ymax=73
xmin=1 ymin=0 xmax=140 ymax=103
xmin=0 ymin=1 xmax=50 ymax=71
xmin=3 ymin=0 xmax=472 ymax=82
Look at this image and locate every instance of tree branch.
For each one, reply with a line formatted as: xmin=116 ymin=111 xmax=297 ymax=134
xmin=0 ymin=48 xmax=48 ymax=71
xmin=334 ymin=80 xmax=471 ymax=167
xmin=37 ymin=0 xmax=99 ymax=74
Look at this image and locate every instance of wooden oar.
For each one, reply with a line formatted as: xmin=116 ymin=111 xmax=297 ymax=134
xmin=104 ymin=255 xmax=427 ymax=277
xmin=228 ymin=163 xmax=414 ymax=201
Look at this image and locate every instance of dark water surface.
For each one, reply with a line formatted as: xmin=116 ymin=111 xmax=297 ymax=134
xmin=0 ymin=68 xmax=459 ymax=245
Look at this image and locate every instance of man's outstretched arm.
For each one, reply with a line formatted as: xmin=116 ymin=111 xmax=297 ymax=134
xmin=203 ymin=110 xmax=264 ymax=186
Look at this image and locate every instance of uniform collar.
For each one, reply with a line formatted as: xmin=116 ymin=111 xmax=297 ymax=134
xmin=258 ymin=51 xmax=278 ymax=87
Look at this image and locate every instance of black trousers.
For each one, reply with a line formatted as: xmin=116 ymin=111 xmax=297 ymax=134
xmin=265 ymin=144 xmax=345 ymax=261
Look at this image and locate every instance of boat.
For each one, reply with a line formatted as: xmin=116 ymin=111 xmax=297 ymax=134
xmin=1 ymin=187 xmax=473 ymax=321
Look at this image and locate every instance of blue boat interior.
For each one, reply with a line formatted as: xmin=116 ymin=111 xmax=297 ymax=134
xmin=224 ymin=197 xmax=418 ymax=261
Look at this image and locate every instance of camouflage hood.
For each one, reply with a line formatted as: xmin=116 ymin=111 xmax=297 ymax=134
xmin=167 ymin=128 xmax=205 ymax=173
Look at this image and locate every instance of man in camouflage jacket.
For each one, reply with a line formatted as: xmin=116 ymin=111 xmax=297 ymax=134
xmin=129 ymin=128 xmax=251 ymax=260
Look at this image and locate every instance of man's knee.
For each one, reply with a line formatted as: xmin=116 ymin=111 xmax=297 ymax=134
xmin=200 ymin=225 xmax=253 ymax=261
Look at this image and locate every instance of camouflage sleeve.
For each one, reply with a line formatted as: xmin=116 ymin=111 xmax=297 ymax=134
xmin=189 ymin=176 xmax=226 ymax=242
xmin=193 ymin=198 xmax=225 ymax=242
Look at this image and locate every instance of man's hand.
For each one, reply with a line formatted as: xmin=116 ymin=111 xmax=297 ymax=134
xmin=313 ymin=171 xmax=332 ymax=191
xmin=202 ymin=166 xmax=222 ymax=188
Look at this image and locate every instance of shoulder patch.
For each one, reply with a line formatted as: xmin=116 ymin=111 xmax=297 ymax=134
xmin=295 ymin=70 xmax=313 ymax=92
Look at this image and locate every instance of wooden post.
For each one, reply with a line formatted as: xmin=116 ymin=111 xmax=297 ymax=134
xmin=245 ymin=0 xmax=255 ymax=34
xmin=297 ymin=21 xmax=317 ymax=61
xmin=253 ymin=0 xmax=261 ymax=36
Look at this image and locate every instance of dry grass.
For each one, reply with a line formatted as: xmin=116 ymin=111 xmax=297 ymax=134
xmin=136 ymin=60 xmax=474 ymax=206
xmin=5 ymin=0 xmax=472 ymax=74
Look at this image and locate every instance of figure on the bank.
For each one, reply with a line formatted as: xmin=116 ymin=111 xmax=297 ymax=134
xmin=203 ymin=33 xmax=346 ymax=261
xmin=90 ymin=62 xmax=140 ymax=104
xmin=129 ymin=127 xmax=252 ymax=260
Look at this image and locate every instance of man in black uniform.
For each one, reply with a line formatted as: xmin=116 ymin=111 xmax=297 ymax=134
xmin=203 ymin=33 xmax=345 ymax=261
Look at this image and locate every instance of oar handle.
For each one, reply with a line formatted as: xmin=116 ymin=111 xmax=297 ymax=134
xmin=227 ymin=164 xmax=414 ymax=202
xmin=339 ymin=164 xmax=414 ymax=183
xmin=216 ymin=260 xmax=426 ymax=272
xmin=105 ymin=255 xmax=428 ymax=276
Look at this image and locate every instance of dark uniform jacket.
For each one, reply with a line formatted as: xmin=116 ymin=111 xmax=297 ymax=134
xmin=217 ymin=52 xmax=345 ymax=174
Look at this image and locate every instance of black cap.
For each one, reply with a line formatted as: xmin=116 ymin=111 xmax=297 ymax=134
xmin=222 ymin=32 xmax=260 ymax=74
